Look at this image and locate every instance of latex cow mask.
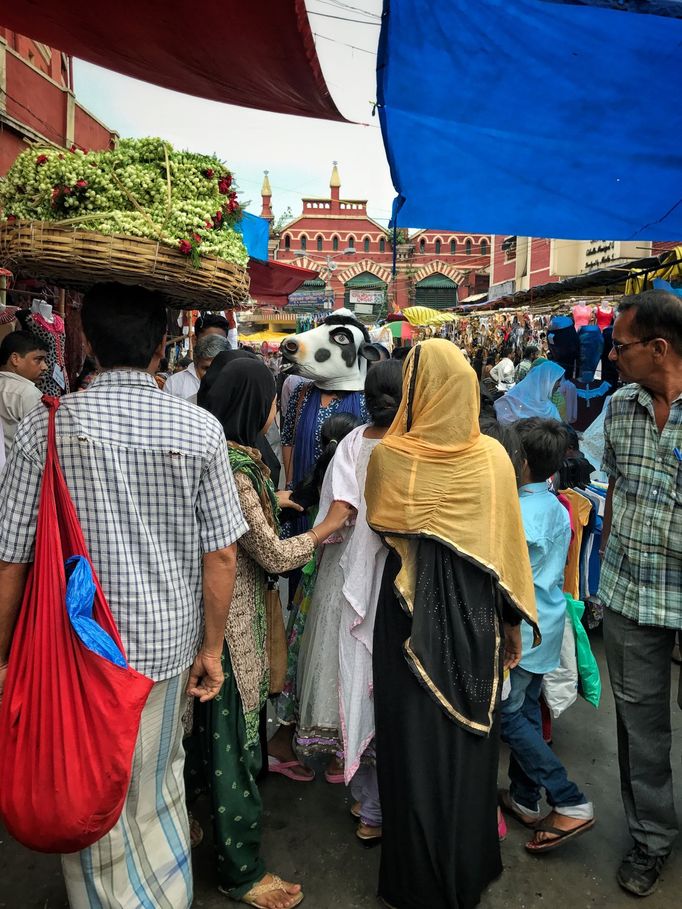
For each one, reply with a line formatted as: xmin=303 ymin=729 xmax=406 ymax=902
xmin=280 ymin=309 xmax=381 ymax=392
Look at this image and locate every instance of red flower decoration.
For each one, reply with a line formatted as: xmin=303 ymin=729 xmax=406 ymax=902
xmin=203 ymin=168 xmax=215 ymax=179
xmin=193 ymin=233 xmax=202 ymax=245
xmin=227 ymin=197 xmax=240 ymax=213
xmin=178 ymin=239 xmax=192 ymax=256
xmin=214 ymin=210 xmax=223 ymax=224
xmin=75 ymin=179 xmax=89 ymax=189
xmin=7 ymin=215 xmax=17 ymax=223
xmin=218 ymin=175 xmax=233 ymax=195
xmin=36 ymin=154 xmax=48 ymax=166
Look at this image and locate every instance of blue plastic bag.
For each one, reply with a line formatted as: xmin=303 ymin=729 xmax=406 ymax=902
xmin=65 ymin=556 xmax=127 ymax=668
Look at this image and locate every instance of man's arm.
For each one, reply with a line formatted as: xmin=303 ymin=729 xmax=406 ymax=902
xmin=187 ymin=544 xmax=238 ymax=702
xmin=0 ymin=561 xmax=30 ymax=699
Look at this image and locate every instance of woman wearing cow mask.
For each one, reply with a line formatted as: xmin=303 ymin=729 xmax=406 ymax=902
xmin=189 ymin=357 xmax=354 ymax=909
xmin=365 ymin=340 xmax=538 ymax=909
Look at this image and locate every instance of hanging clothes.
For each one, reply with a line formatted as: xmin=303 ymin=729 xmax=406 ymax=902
xmin=24 ymin=311 xmax=69 ymax=396
xmin=595 ymin=303 xmax=614 ymax=331
xmin=559 ymin=488 xmax=593 ymax=600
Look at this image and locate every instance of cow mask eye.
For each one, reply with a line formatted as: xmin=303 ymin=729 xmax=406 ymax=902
xmin=330 ymin=328 xmax=352 ymax=346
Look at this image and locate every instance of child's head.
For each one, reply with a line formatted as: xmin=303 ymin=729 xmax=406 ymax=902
xmin=480 ymin=419 xmax=526 ymax=487
xmin=562 ymin=423 xmax=580 ymax=458
xmin=365 ymin=360 xmax=403 ymax=428
xmin=514 ymin=418 xmax=570 ymax=483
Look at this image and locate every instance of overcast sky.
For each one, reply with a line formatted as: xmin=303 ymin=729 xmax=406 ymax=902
xmin=72 ymin=0 xmax=395 ymax=227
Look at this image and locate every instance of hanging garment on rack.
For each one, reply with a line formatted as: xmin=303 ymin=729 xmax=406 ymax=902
xmin=24 ymin=311 xmax=69 ymax=397
xmin=574 ymin=381 xmax=611 ymax=432
xmin=578 ymin=325 xmax=604 ymax=383
xmin=595 ymin=304 xmax=613 ymax=331
xmin=548 ymin=323 xmax=579 ymax=380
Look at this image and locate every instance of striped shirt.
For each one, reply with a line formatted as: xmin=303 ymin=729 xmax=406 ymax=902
xmin=599 ymin=383 xmax=682 ymax=628
xmin=0 ymin=370 xmax=247 ymax=680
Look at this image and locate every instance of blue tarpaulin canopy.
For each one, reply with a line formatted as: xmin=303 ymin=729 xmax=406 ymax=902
xmin=377 ymin=0 xmax=682 ymax=239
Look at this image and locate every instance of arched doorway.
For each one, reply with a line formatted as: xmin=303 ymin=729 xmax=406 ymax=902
xmin=344 ymin=271 xmax=387 ymax=319
xmin=414 ymin=273 xmax=458 ymax=309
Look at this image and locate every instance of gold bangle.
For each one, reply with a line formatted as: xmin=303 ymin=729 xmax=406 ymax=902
xmin=309 ymin=529 xmax=320 ymax=547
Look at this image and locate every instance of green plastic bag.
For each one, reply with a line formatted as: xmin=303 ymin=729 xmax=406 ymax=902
xmin=564 ymin=594 xmax=601 ymax=708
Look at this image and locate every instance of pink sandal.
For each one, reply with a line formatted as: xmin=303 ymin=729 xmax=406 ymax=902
xmin=324 ymin=768 xmax=345 ymax=784
xmin=267 ymin=756 xmax=315 ymax=782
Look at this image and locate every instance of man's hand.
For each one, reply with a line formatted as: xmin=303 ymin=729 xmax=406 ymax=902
xmin=187 ymin=648 xmax=224 ymax=702
xmin=276 ymin=489 xmax=304 ymax=513
xmin=503 ymin=622 xmax=522 ymax=670
xmin=0 ymin=660 xmax=8 ymax=705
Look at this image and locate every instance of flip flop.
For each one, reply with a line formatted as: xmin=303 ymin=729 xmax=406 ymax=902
xmin=525 ymin=816 xmax=596 ymax=854
xmin=324 ymin=768 xmax=345 ymax=784
xmin=267 ymin=756 xmax=315 ymax=782
xmin=356 ymin=822 xmax=382 ymax=845
xmin=498 ymin=812 xmax=508 ymax=841
xmin=498 ymin=789 xmax=540 ymax=829
xmin=350 ymin=801 xmax=362 ymax=820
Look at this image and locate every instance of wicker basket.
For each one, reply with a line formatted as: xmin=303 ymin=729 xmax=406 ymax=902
xmin=0 ymin=220 xmax=250 ymax=310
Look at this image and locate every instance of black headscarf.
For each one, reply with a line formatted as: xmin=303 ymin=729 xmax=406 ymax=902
xmin=205 ymin=356 xmax=278 ymax=465
xmin=197 ymin=349 xmax=259 ymax=409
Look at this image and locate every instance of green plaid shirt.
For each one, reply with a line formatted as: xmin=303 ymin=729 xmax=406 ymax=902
xmin=599 ymin=383 xmax=682 ymax=628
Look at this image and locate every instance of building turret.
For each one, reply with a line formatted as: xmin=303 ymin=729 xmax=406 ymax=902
xmin=260 ymin=170 xmax=273 ymax=222
xmin=330 ymin=160 xmax=341 ymax=204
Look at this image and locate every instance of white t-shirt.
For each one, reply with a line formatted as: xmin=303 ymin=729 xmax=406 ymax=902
xmin=163 ymin=363 xmax=200 ymax=399
xmin=0 ymin=370 xmax=43 ymax=457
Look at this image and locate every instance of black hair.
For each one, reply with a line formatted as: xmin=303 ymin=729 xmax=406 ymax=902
xmin=365 ymin=359 xmax=403 ymax=427
xmin=617 ymin=290 xmax=682 ymax=357
xmin=176 ymin=356 xmax=192 ymax=370
xmin=195 ymin=313 xmax=230 ymax=337
xmin=523 ymin=343 xmax=539 ymax=359
xmin=323 ymin=312 xmax=370 ymax=343
xmin=0 ymin=330 xmax=47 ymax=366
xmin=288 ymin=413 xmax=363 ymax=511
xmin=515 ymin=418 xmax=570 ymax=483
xmin=391 ymin=345 xmax=411 ymax=361
xmin=81 ymin=283 xmax=167 ymax=370
xmin=562 ymin=423 xmax=580 ymax=454
xmin=158 ymin=357 xmax=169 ymax=372
xmin=480 ymin=419 xmax=526 ymax=486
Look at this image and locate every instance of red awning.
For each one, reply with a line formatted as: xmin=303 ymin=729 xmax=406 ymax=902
xmin=1 ymin=1 xmax=344 ymax=122
xmin=247 ymin=258 xmax=318 ymax=308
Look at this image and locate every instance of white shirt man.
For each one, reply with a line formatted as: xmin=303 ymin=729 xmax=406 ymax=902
xmin=0 ymin=331 xmax=48 ymax=457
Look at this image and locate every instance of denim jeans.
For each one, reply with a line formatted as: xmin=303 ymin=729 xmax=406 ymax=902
xmin=501 ymin=666 xmax=589 ymax=814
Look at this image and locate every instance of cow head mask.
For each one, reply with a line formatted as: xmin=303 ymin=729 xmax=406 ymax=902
xmin=280 ymin=309 xmax=382 ymax=392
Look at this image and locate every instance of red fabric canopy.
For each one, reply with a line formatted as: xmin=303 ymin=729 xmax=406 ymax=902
xmin=1 ymin=0 xmax=344 ymax=122
xmin=247 ymin=258 xmax=318 ymax=308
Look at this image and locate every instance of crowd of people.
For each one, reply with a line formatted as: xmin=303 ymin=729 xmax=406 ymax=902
xmin=0 ymin=285 xmax=680 ymax=909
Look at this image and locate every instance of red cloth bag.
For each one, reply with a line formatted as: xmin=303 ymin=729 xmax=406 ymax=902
xmin=0 ymin=398 xmax=153 ymax=853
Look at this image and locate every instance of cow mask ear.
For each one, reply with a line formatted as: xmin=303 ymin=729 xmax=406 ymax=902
xmin=359 ymin=342 xmax=383 ymax=363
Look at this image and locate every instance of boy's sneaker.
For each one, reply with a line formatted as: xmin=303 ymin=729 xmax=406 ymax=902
xmin=617 ymin=846 xmax=668 ymax=897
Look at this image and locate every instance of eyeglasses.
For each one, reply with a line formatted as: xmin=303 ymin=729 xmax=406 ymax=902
xmin=611 ymin=336 xmax=656 ymax=357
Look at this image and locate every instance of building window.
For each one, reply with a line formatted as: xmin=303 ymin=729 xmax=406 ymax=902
xmin=419 ymin=239 xmax=425 ymax=254
xmin=435 ymin=239 xmax=441 ymax=255
xmin=379 ymin=237 xmax=386 ymax=253
xmin=347 ymin=235 xmax=355 ymax=250
xmin=450 ymin=238 xmax=456 ymax=255
xmin=317 ymin=235 xmax=323 ymax=251
xmin=300 ymin=234 xmax=307 ymax=251
xmin=364 ymin=236 xmax=370 ymax=253
xmin=332 ymin=235 xmax=339 ymax=251
xmin=465 ymin=239 xmax=472 ymax=256
xmin=284 ymin=234 xmax=291 ymax=251
xmin=480 ymin=238 xmax=488 ymax=256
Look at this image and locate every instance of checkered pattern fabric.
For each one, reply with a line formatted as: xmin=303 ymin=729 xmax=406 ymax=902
xmin=0 ymin=370 xmax=247 ymax=680
xmin=599 ymin=384 xmax=682 ymax=629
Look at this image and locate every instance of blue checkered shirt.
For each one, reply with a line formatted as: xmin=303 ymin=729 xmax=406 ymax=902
xmin=0 ymin=370 xmax=248 ymax=680
xmin=599 ymin=383 xmax=682 ymax=629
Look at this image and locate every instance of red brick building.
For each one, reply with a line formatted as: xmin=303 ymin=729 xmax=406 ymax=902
xmin=0 ymin=30 xmax=117 ymax=175
xmin=261 ymin=164 xmax=491 ymax=316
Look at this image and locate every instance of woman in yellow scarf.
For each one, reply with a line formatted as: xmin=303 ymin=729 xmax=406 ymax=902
xmin=365 ymin=339 xmax=538 ymax=909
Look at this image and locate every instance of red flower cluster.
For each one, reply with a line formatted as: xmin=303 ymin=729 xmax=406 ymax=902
xmin=203 ymin=168 xmax=215 ymax=179
xmin=36 ymin=154 xmax=48 ymax=166
xmin=193 ymin=233 xmax=202 ymax=245
xmin=7 ymin=215 xmax=17 ymax=223
xmin=212 ymin=209 xmax=224 ymax=228
xmin=218 ymin=173 xmax=232 ymax=195
xmin=75 ymin=179 xmax=89 ymax=189
xmin=178 ymin=239 xmax=192 ymax=256
xmin=227 ymin=192 xmax=239 ymax=213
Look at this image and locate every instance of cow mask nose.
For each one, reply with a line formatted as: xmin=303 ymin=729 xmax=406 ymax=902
xmin=282 ymin=338 xmax=299 ymax=355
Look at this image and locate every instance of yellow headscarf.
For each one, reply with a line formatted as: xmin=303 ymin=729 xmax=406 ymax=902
xmin=366 ymin=338 xmax=538 ymax=635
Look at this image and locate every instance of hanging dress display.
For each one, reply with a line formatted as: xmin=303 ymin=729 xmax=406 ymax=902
xmin=24 ymin=311 xmax=69 ymax=397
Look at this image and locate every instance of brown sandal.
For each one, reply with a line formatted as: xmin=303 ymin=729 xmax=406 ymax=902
xmin=222 ymin=874 xmax=304 ymax=908
xmin=526 ymin=816 xmax=596 ymax=854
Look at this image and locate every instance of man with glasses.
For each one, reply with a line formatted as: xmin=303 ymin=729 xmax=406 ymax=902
xmin=599 ymin=290 xmax=682 ymax=897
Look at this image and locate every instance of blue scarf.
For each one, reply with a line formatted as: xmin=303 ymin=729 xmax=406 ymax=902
xmin=293 ymin=385 xmax=365 ymax=488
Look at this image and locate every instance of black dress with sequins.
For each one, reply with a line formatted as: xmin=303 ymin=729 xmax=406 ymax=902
xmin=373 ymin=544 xmax=503 ymax=909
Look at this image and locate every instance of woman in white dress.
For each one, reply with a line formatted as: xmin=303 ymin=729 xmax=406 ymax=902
xmin=295 ymin=361 xmax=403 ymax=841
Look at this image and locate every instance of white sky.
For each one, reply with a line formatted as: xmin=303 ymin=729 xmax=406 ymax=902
xmin=72 ymin=0 xmax=395 ymax=226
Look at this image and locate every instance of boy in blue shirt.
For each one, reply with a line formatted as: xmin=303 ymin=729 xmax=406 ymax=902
xmin=499 ymin=417 xmax=595 ymax=853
